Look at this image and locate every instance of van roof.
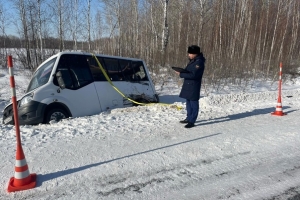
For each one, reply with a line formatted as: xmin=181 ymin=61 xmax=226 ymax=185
xmin=58 ymin=51 xmax=143 ymax=61
xmin=35 ymin=51 xmax=145 ymax=73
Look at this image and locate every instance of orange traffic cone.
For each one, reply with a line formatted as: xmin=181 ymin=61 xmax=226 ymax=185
xmin=7 ymin=145 xmax=37 ymax=192
xmin=271 ymin=96 xmax=286 ymax=116
xmin=271 ymin=62 xmax=286 ymax=116
xmin=7 ymin=55 xmax=37 ymax=192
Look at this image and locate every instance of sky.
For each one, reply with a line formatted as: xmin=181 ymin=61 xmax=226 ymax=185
xmin=1 ymin=0 xmax=103 ymax=38
xmin=0 ymin=65 xmax=300 ymax=199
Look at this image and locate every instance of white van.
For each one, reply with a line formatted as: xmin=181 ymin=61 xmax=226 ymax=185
xmin=2 ymin=52 xmax=159 ymax=125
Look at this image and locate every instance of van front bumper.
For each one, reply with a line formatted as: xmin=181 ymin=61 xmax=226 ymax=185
xmin=2 ymin=101 xmax=47 ymax=125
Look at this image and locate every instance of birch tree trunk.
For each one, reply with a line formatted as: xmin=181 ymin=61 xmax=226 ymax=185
xmin=218 ymin=0 xmax=224 ymax=59
xmin=175 ymin=0 xmax=184 ymax=64
xmin=87 ymin=0 xmax=92 ymax=51
xmin=161 ymin=0 xmax=169 ymax=52
xmin=267 ymin=0 xmax=281 ymax=76
xmin=196 ymin=0 xmax=208 ymax=46
xmin=278 ymin=1 xmax=291 ymax=61
xmin=160 ymin=0 xmax=169 ymax=67
xmin=19 ymin=0 xmax=33 ymax=69
xmin=94 ymin=10 xmax=103 ymax=53
xmin=72 ymin=0 xmax=78 ymax=50
xmin=262 ymin=0 xmax=270 ymax=75
xmin=185 ymin=1 xmax=191 ymax=49
xmin=37 ymin=0 xmax=43 ymax=61
xmin=28 ymin=3 xmax=38 ymax=68
xmin=150 ymin=1 xmax=158 ymax=68
xmin=254 ymin=5 xmax=263 ymax=74
xmin=0 ymin=3 xmax=8 ymax=67
xmin=58 ymin=0 xmax=64 ymax=51
xmin=288 ymin=0 xmax=299 ymax=61
xmin=241 ymin=1 xmax=252 ymax=60
xmin=132 ymin=0 xmax=139 ymax=56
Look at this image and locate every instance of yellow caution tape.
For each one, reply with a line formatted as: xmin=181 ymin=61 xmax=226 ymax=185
xmin=92 ymin=54 xmax=182 ymax=110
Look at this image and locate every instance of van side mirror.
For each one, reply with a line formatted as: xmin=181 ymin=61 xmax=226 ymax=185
xmin=56 ymin=71 xmax=66 ymax=89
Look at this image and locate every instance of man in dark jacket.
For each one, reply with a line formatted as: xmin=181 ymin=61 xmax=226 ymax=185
xmin=175 ymin=45 xmax=205 ymax=128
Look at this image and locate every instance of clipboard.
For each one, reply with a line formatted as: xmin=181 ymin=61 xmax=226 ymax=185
xmin=171 ymin=67 xmax=189 ymax=73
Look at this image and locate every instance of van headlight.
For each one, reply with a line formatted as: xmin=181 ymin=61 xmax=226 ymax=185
xmin=19 ymin=94 xmax=33 ymax=107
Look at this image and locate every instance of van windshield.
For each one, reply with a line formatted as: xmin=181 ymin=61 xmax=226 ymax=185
xmin=26 ymin=57 xmax=57 ymax=93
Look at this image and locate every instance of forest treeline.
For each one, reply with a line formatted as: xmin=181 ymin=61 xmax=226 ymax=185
xmin=0 ymin=0 xmax=299 ymax=88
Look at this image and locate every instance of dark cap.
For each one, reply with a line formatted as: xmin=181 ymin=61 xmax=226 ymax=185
xmin=187 ymin=45 xmax=200 ymax=54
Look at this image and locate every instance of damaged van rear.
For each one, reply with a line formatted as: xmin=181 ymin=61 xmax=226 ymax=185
xmin=2 ymin=52 xmax=159 ymax=125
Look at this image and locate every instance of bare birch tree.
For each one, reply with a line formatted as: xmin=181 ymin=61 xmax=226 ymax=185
xmin=288 ymin=1 xmax=300 ymax=62
xmin=278 ymin=1 xmax=292 ymax=61
xmin=71 ymin=0 xmax=79 ymax=50
xmin=86 ymin=0 xmax=92 ymax=51
xmin=132 ymin=0 xmax=139 ymax=57
xmin=36 ymin=0 xmax=44 ymax=61
xmin=94 ymin=9 xmax=104 ymax=53
xmin=16 ymin=0 xmax=33 ymax=69
xmin=0 ymin=2 xmax=9 ymax=67
xmin=50 ymin=0 xmax=67 ymax=51
xmin=161 ymin=0 xmax=169 ymax=52
xmin=1 ymin=0 xmax=300 ymax=87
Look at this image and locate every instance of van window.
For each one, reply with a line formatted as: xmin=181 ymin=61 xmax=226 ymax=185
xmin=87 ymin=56 xmax=149 ymax=82
xmin=118 ymin=59 xmax=132 ymax=81
xmin=87 ymin=56 xmax=107 ymax=81
xmin=131 ymin=61 xmax=148 ymax=81
xmin=103 ymin=58 xmax=122 ymax=81
xmin=54 ymin=54 xmax=93 ymax=89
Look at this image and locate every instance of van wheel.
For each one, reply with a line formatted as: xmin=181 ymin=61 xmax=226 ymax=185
xmin=45 ymin=108 xmax=69 ymax=124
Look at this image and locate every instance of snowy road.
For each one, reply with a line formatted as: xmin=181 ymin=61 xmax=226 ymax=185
xmin=1 ymin=89 xmax=300 ymax=200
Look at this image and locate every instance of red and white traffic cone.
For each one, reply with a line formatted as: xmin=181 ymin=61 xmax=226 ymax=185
xmin=7 ymin=145 xmax=37 ymax=192
xmin=7 ymin=55 xmax=36 ymax=192
xmin=271 ymin=96 xmax=285 ymax=116
xmin=271 ymin=62 xmax=286 ymax=116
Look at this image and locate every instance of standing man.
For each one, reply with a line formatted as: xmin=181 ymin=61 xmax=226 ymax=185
xmin=175 ymin=45 xmax=205 ymax=128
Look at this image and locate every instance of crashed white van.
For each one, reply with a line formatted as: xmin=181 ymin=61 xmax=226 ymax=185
xmin=2 ymin=52 xmax=159 ymax=125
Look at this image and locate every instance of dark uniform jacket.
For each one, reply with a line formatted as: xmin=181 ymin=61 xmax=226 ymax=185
xmin=179 ymin=54 xmax=205 ymax=101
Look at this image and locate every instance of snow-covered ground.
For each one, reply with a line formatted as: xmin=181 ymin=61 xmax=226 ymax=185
xmin=0 ymin=67 xmax=300 ymax=200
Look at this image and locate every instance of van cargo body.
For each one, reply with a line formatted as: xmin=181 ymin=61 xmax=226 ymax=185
xmin=2 ymin=52 xmax=158 ymax=125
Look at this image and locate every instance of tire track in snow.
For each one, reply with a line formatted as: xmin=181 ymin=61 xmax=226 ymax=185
xmin=92 ymin=133 xmax=300 ymax=200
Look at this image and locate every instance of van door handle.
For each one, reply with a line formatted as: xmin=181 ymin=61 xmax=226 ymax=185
xmin=141 ymin=83 xmax=149 ymax=85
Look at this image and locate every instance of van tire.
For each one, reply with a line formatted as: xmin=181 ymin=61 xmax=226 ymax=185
xmin=45 ymin=108 xmax=69 ymax=124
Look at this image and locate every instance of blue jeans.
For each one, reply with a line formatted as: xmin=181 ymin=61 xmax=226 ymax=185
xmin=186 ymin=99 xmax=199 ymax=123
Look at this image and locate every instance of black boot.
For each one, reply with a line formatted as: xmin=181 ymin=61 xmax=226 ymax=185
xmin=180 ymin=119 xmax=189 ymax=124
xmin=185 ymin=122 xmax=194 ymax=128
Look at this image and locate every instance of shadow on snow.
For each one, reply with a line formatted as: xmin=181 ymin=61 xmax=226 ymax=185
xmin=36 ymin=132 xmax=222 ymax=186
xmin=196 ymin=106 xmax=296 ymax=126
